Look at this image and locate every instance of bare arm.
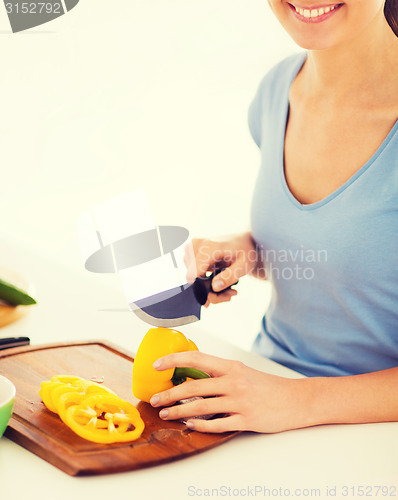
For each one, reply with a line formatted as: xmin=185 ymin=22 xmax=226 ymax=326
xmin=305 ymin=367 xmax=398 ymax=427
xmin=150 ymin=351 xmax=398 ymax=433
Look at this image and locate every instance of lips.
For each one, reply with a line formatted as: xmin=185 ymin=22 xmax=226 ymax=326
xmin=288 ymin=2 xmax=343 ymax=22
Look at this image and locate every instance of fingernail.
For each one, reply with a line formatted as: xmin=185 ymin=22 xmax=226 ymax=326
xmin=153 ymin=359 xmax=161 ymax=369
xmin=159 ymin=409 xmax=168 ymax=419
xmin=150 ymin=395 xmax=159 ymax=406
xmin=212 ymin=279 xmax=224 ymax=292
xmin=186 ymin=421 xmax=194 ymax=429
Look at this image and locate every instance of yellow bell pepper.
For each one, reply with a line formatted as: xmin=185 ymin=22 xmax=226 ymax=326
xmin=39 ymin=375 xmax=84 ymax=412
xmin=132 ymin=327 xmax=210 ymax=403
xmin=40 ymin=376 xmax=144 ymax=443
xmin=39 ymin=381 xmax=66 ymax=413
xmin=39 ymin=376 xmax=115 ymax=414
xmin=59 ymin=394 xmax=145 ymax=444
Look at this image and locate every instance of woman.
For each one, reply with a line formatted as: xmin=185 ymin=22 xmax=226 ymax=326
xmin=149 ymin=0 xmax=398 ymax=433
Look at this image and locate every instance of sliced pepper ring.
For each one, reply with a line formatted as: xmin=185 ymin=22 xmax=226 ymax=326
xmin=59 ymin=394 xmax=145 ymax=444
xmin=52 ymin=381 xmax=116 ymax=414
xmin=39 ymin=381 xmax=65 ymax=413
xmin=40 ymin=377 xmax=117 ymax=414
xmin=50 ymin=375 xmax=83 ymax=384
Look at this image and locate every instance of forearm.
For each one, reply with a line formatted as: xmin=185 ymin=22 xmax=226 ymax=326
xmin=299 ymin=367 xmax=398 ymax=428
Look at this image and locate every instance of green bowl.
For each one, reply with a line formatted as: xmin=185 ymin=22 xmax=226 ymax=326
xmin=0 ymin=375 xmax=16 ymax=437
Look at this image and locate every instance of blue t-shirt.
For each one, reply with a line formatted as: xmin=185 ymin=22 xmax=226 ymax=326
xmin=250 ymin=52 xmax=398 ymax=377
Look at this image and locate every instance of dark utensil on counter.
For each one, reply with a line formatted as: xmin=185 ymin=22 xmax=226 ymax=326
xmin=0 ymin=337 xmax=30 ymax=351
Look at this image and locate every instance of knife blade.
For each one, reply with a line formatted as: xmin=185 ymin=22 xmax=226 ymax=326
xmin=132 ymin=283 xmax=202 ymax=327
xmin=132 ymin=270 xmax=235 ymax=328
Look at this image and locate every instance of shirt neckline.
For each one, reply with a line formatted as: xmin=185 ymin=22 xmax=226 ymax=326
xmin=279 ymin=53 xmax=398 ymax=212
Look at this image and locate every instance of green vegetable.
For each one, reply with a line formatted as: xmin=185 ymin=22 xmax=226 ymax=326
xmin=171 ymin=367 xmax=210 ymax=385
xmin=0 ymin=278 xmax=37 ymax=306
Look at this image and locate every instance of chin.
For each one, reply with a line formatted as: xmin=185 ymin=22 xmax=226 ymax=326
xmin=289 ymin=33 xmax=338 ymax=50
xmin=272 ymin=0 xmax=387 ymax=52
xmin=276 ymin=14 xmax=347 ymax=50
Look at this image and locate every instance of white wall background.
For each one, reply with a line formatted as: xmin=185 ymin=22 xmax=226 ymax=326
xmin=0 ymin=0 xmax=298 ymax=351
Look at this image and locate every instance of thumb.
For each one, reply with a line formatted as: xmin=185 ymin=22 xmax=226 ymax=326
xmin=211 ymin=260 xmax=248 ymax=292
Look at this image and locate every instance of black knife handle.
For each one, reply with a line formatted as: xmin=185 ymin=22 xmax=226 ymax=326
xmin=0 ymin=337 xmax=30 ymax=351
xmin=193 ymin=269 xmax=237 ymax=306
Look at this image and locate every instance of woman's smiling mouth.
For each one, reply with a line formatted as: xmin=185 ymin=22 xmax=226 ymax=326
xmin=288 ymin=2 xmax=343 ymax=22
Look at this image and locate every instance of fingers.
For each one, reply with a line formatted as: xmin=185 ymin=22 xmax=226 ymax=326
xmin=153 ymin=350 xmax=231 ymax=378
xmin=185 ymin=238 xmax=227 ymax=281
xmin=205 ymin=288 xmax=237 ymax=306
xmin=211 ymin=260 xmax=248 ymax=292
xmin=153 ymin=390 xmax=243 ymax=433
xmin=186 ymin=415 xmax=242 ymax=433
xmin=196 ymin=242 xmax=225 ymax=277
xmin=185 ymin=234 xmax=258 ymax=285
xmin=159 ymin=398 xmax=231 ymax=422
xmin=184 ymin=238 xmax=253 ymax=296
xmin=157 ymin=395 xmax=232 ymax=421
xmin=150 ymin=351 xmax=253 ymax=434
xmin=150 ymin=377 xmax=224 ymax=407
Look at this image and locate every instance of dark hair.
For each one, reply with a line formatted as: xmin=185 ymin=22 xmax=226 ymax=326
xmin=385 ymin=0 xmax=398 ymax=36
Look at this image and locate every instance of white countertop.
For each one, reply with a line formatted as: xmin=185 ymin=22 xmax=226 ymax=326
xmin=0 ymin=237 xmax=397 ymax=500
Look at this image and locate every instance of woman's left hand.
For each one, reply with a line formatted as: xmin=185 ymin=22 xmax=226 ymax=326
xmin=149 ymin=351 xmax=313 ymax=433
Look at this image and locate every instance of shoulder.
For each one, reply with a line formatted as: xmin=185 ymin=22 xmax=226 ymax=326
xmin=257 ymin=52 xmax=306 ymax=97
xmin=248 ymin=52 xmax=306 ymax=148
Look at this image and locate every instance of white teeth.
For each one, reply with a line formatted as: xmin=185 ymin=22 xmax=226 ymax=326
xmin=294 ymin=4 xmax=337 ymax=18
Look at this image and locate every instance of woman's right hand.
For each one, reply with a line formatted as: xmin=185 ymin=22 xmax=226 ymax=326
xmin=185 ymin=232 xmax=262 ymax=306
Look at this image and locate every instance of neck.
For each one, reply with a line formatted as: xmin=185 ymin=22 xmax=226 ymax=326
xmin=303 ymin=12 xmax=398 ymax=100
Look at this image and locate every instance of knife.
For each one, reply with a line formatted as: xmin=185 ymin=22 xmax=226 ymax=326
xmin=132 ymin=270 xmax=236 ymax=328
xmin=0 ymin=337 xmax=30 ymax=351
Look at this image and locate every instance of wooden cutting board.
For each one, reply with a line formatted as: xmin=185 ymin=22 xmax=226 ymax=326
xmin=0 ymin=341 xmax=239 ymax=476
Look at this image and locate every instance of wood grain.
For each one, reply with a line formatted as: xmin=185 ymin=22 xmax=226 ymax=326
xmin=0 ymin=341 xmax=239 ymax=475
